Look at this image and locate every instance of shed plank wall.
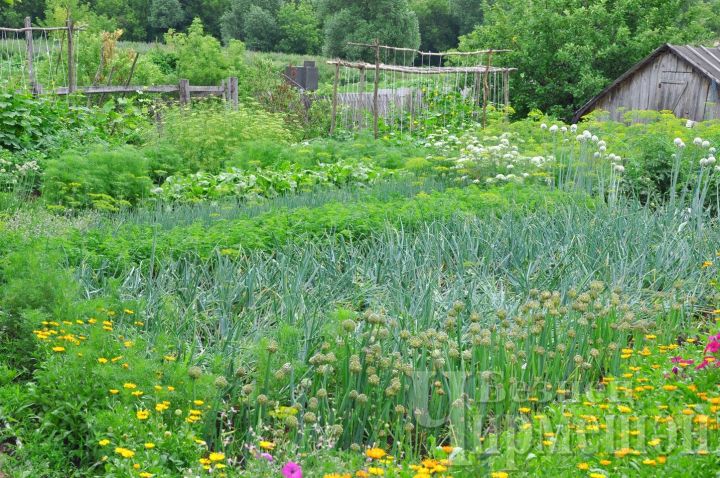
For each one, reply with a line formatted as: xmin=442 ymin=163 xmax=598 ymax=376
xmin=587 ymin=51 xmax=720 ymax=122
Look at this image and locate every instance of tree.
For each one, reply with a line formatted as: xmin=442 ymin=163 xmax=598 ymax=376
xmin=449 ymin=0 xmax=483 ymax=35
xmin=220 ymin=0 xmax=281 ymax=44
xmin=411 ymin=0 xmax=460 ymax=52
xmin=243 ymin=5 xmax=280 ymax=51
xmin=319 ymin=0 xmax=420 ymax=61
xmin=459 ymin=0 xmax=719 ymax=119
xmin=149 ymin=0 xmax=184 ymax=31
xmin=277 ymin=0 xmax=321 ymax=54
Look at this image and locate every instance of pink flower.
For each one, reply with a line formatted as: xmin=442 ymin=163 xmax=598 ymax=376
xmin=696 ymin=359 xmax=710 ymax=370
xmin=282 ymin=462 xmax=302 ymax=478
xmin=260 ymin=452 xmax=273 ymax=462
xmin=704 ymin=339 xmax=720 ymax=354
xmin=670 ymin=356 xmax=694 ymax=364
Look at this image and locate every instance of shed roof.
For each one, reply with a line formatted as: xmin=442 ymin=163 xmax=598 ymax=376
xmin=573 ymin=43 xmax=720 ymax=122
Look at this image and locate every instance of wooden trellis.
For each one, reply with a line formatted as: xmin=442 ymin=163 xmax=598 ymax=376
xmin=328 ymin=41 xmax=516 ymax=137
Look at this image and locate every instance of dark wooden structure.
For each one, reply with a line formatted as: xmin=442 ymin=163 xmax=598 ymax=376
xmin=573 ymin=44 xmax=720 ymax=123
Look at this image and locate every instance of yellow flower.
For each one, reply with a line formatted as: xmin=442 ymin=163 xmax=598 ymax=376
xmin=643 ymin=459 xmax=657 ymax=466
xmin=139 ymin=473 xmax=154 ymax=478
xmin=98 ymin=439 xmax=110 ymax=446
xmin=617 ymin=405 xmax=632 ymax=414
xmin=366 ymin=448 xmax=386 ymax=460
xmin=209 ymin=452 xmax=225 ymax=462
xmin=193 ymin=400 xmax=205 ymax=406
xmin=599 ymin=459 xmax=611 ymax=466
xmin=491 ymin=472 xmax=509 ymax=478
xmin=136 ymin=409 xmax=150 ymax=420
xmin=648 ymin=438 xmax=661 ymax=446
xmin=114 ymin=447 xmax=135 ymax=458
xmin=123 ymin=383 xmax=137 ymax=389
xmin=98 ymin=357 xmax=108 ymax=364
xmin=368 ymin=468 xmax=384 ymax=476
xmin=145 ymin=442 xmax=155 ymax=449
xmin=52 ymin=346 xmax=66 ymax=353
xmin=259 ymin=440 xmax=275 ymax=450
xmin=519 ymin=407 xmax=531 ymax=413
xmin=663 ymin=385 xmax=678 ymax=391
xmin=589 ymin=474 xmax=606 ymax=478
xmin=109 ymin=389 xmax=119 ymax=395
xmin=577 ymin=462 xmax=590 ymax=470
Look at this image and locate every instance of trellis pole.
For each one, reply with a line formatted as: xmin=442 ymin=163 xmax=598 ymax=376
xmin=330 ymin=62 xmax=340 ymax=135
xmin=67 ymin=19 xmax=76 ymax=93
xmin=24 ymin=17 xmax=42 ymax=95
xmin=482 ymin=50 xmax=493 ymax=128
xmin=373 ymin=38 xmax=380 ymax=139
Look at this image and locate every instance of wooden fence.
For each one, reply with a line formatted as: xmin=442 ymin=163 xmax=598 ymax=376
xmin=2 ymin=17 xmax=239 ymax=109
xmin=53 ymin=77 xmax=240 ymax=108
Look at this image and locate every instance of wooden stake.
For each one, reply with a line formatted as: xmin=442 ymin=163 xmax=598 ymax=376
xmin=482 ymin=50 xmax=493 ymax=128
xmin=503 ymin=69 xmax=510 ymax=120
xmin=229 ymin=76 xmax=239 ymax=110
xmin=24 ymin=17 xmax=40 ymax=95
xmin=67 ymin=19 xmax=76 ymax=93
xmin=178 ymin=79 xmax=190 ymax=105
xmin=373 ymin=38 xmax=380 ymax=139
xmin=330 ymin=62 xmax=340 ymax=135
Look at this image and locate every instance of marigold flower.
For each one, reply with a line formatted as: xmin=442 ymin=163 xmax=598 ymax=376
xmin=98 ymin=439 xmax=110 ymax=446
xmin=52 ymin=346 xmax=66 ymax=353
xmin=136 ymin=409 xmax=150 ymax=420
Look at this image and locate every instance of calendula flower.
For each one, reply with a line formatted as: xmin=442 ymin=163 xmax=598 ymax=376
xmin=365 ymin=448 xmax=386 ymax=460
xmin=98 ymin=439 xmax=110 ymax=446
xmin=259 ymin=440 xmax=275 ymax=450
xmin=114 ymin=447 xmax=135 ymax=458
xmin=209 ymin=452 xmax=225 ymax=462
xmin=136 ymin=409 xmax=150 ymax=420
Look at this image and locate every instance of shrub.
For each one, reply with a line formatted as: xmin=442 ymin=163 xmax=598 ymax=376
xmin=42 ymin=147 xmax=153 ymax=210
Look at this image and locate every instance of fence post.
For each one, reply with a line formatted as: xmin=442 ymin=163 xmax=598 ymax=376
xmin=178 ymin=79 xmax=190 ymax=106
xmin=24 ymin=17 xmax=41 ymax=95
xmin=229 ymin=76 xmax=238 ymax=110
xmin=372 ymin=38 xmax=380 ymax=139
xmin=221 ymin=79 xmax=228 ymax=101
xmin=329 ymin=62 xmax=340 ymax=135
xmin=67 ymin=19 xmax=76 ymax=93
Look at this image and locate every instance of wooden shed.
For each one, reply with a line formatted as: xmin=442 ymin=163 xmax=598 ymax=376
xmin=573 ymin=44 xmax=720 ymax=123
